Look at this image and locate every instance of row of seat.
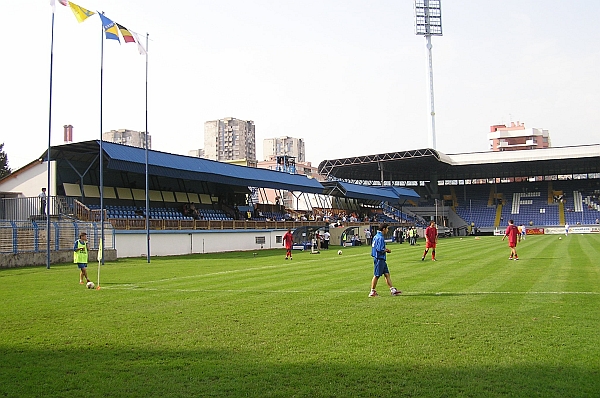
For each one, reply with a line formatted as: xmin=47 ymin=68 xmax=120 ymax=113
xmin=87 ymin=205 xmax=233 ymax=221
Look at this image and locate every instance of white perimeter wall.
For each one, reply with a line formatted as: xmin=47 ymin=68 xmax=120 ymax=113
xmin=115 ymin=229 xmax=288 ymax=258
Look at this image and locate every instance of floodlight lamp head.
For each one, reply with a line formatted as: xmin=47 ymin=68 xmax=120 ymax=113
xmin=414 ymin=0 xmax=443 ymax=36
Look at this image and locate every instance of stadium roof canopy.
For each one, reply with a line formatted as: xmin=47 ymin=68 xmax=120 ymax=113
xmin=41 ymin=141 xmax=419 ymax=202
xmin=321 ymin=181 xmax=419 ymax=204
xmin=43 ymin=141 xmax=325 ymax=193
xmin=318 ymin=145 xmax=600 ymax=183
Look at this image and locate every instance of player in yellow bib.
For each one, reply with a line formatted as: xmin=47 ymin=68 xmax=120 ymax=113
xmin=74 ymin=232 xmax=91 ymax=285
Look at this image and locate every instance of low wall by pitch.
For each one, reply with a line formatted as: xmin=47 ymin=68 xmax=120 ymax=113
xmin=0 ymin=249 xmax=117 ymax=269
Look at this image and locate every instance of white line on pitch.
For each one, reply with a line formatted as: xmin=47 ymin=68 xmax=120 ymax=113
xmin=99 ymin=286 xmax=600 ymax=295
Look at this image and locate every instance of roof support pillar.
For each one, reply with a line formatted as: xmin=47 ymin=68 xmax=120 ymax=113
xmin=429 ymin=172 xmax=439 ymax=198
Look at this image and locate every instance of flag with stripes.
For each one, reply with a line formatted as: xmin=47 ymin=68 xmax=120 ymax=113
xmin=116 ymin=23 xmax=136 ymax=43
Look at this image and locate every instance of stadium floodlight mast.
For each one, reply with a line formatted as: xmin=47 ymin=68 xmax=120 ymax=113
xmin=414 ymin=0 xmax=442 ymax=150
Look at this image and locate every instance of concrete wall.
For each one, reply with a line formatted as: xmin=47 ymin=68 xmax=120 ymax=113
xmin=0 ymin=249 xmax=117 ymax=268
xmin=2 ymin=229 xmax=308 ymax=266
xmin=114 ymin=229 xmax=287 ymax=258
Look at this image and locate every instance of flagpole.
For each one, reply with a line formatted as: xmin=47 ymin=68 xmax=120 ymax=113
xmin=97 ymin=238 xmax=102 ymax=289
xmin=145 ymin=32 xmax=150 ymax=263
xmin=98 ymin=13 xmax=105 ymax=288
xmin=47 ymin=7 xmax=56 ymax=270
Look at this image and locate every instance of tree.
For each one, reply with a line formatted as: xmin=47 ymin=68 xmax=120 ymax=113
xmin=0 ymin=143 xmax=11 ymax=179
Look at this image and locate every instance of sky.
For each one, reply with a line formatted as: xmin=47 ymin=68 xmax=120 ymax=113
xmin=2 ymin=0 xmax=600 ymax=171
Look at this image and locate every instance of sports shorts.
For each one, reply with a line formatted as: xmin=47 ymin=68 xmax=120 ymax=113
xmin=373 ymin=258 xmax=389 ymax=277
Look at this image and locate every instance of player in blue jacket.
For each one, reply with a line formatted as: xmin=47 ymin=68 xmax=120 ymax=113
xmin=369 ymin=223 xmax=402 ymax=297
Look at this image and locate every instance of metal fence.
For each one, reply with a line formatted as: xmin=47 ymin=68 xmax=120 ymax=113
xmin=0 ymin=220 xmax=114 ymax=254
xmin=0 ymin=196 xmax=77 ymax=221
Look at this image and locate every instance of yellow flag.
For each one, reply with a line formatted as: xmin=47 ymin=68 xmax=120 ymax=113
xmin=68 ymin=1 xmax=95 ymax=23
xmin=98 ymin=238 xmax=103 ymax=262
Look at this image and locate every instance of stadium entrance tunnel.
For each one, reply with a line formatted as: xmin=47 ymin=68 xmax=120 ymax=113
xmin=292 ymin=226 xmax=327 ymax=249
xmin=330 ymin=226 xmax=368 ymax=247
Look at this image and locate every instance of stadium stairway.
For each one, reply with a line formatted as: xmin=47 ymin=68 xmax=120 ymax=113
xmin=495 ymin=204 xmax=503 ymax=227
xmin=559 ymin=200 xmax=565 ymax=225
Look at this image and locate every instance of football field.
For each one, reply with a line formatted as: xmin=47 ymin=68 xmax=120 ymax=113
xmin=1 ymin=234 xmax=599 ymax=397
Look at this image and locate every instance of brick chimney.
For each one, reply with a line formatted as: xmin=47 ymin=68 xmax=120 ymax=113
xmin=64 ymin=125 xmax=73 ymax=143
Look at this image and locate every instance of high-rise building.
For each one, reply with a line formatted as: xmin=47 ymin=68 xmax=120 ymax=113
xmin=488 ymin=122 xmax=551 ymax=151
xmin=103 ymin=129 xmax=151 ymax=149
xmin=204 ymin=118 xmax=256 ymax=162
xmin=256 ymin=157 xmax=323 ymax=209
xmin=263 ymin=136 xmax=305 ymax=162
xmin=188 ymin=149 xmax=204 ymax=158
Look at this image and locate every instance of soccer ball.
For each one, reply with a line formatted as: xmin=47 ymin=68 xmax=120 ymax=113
xmin=558 ymin=237 xmax=562 ymax=240
xmin=337 ymin=250 xmax=343 ymax=255
xmin=86 ymin=281 xmax=95 ymax=289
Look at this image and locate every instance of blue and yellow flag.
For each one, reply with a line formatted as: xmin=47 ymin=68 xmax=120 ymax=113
xmin=99 ymin=14 xmax=121 ymax=43
xmin=68 ymin=1 xmax=95 ymax=23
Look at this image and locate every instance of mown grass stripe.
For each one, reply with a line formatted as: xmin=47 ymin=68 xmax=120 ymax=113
xmin=1 ymin=235 xmax=599 ymax=397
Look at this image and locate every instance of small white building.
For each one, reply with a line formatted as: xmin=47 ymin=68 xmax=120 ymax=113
xmin=488 ymin=121 xmax=551 ymax=151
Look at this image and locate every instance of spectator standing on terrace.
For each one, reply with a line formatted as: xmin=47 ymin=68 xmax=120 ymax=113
xmin=421 ymin=221 xmax=438 ymax=261
xmin=39 ymin=188 xmax=47 ymax=217
xmin=283 ymin=228 xmax=294 ymax=260
xmin=502 ymin=219 xmax=520 ymax=260
xmin=369 ymin=223 xmax=402 ymax=297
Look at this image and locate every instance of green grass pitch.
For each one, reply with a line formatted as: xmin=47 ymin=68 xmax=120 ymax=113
xmin=1 ymin=234 xmax=599 ymax=397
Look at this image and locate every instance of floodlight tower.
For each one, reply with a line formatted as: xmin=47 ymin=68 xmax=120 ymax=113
xmin=414 ymin=0 xmax=442 ymax=150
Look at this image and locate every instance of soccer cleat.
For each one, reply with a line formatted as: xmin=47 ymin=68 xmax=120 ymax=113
xmin=391 ymin=288 xmax=402 ymax=296
xmin=509 ymin=257 xmax=513 ymax=260
xmin=290 ymin=257 xmax=292 ymax=260
xmin=431 ymin=258 xmax=436 ymax=261
xmin=514 ymin=257 xmax=519 ymax=260
xmin=368 ymin=290 xmax=379 ymax=297
xmin=285 ymin=257 xmax=288 ymax=260
xmin=421 ymin=257 xmax=425 ymax=261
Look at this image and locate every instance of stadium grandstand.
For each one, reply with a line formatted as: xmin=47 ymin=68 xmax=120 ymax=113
xmin=318 ymin=145 xmax=600 ymax=234
xmin=0 ymin=141 xmax=419 ymax=262
xmin=2 ymin=141 xmax=599 ymax=263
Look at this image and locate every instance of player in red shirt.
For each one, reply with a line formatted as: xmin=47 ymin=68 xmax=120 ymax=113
xmin=283 ymin=228 xmax=294 ymax=260
xmin=421 ymin=220 xmax=438 ymax=261
xmin=502 ymin=219 xmax=520 ymax=260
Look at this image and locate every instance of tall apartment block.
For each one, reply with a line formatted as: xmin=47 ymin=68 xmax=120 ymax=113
xmin=263 ymin=136 xmax=305 ymax=162
xmin=103 ymin=129 xmax=151 ymax=149
xmin=188 ymin=149 xmax=205 ymax=158
xmin=204 ymin=118 xmax=256 ymax=162
xmin=488 ymin=122 xmax=551 ymax=151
